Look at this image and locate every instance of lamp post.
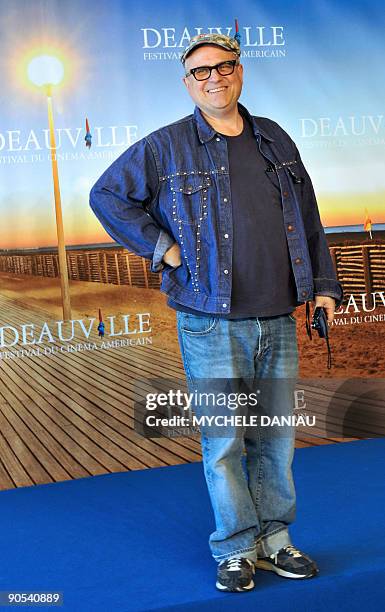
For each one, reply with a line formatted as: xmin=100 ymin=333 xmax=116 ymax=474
xmin=27 ymin=55 xmax=72 ymax=320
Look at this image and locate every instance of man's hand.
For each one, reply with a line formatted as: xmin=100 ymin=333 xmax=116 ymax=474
xmin=163 ymin=242 xmax=182 ymax=268
xmin=314 ymin=295 xmax=336 ymax=323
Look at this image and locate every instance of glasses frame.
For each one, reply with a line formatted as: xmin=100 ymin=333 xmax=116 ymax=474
xmin=185 ymin=59 xmax=239 ymax=81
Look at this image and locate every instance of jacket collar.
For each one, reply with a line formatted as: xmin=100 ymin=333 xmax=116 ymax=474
xmin=194 ymin=102 xmax=275 ymax=143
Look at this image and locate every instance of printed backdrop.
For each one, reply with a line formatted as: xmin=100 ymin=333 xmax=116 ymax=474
xmin=0 ymin=0 xmax=384 ymax=490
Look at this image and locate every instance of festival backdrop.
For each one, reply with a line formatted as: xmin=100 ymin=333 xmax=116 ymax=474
xmin=0 ymin=0 xmax=384 ymax=491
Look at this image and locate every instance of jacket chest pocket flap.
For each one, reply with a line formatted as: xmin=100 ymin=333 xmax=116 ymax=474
xmin=170 ymin=174 xmax=211 ymax=225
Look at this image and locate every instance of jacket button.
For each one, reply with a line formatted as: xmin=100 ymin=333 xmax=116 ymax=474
xmin=222 ymin=303 xmax=227 ymax=308
xmin=288 ymin=224 xmax=294 ymax=231
xmin=224 ymin=233 xmax=229 ymax=239
xmin=295 ymin=257 xmax=302 ymax=264
xmin=223 ymin=269 xmax=229 ymax=274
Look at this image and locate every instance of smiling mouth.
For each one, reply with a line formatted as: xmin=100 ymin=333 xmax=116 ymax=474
xmin=206 ymin=87 xmax=227 ymax=94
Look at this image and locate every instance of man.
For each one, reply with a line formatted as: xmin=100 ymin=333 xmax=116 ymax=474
xmin=90 ymin=32 xmax=343 ymax=593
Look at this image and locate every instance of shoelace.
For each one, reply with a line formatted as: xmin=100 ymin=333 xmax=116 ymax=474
xmin=284 ymin=545 xmax=302 ymax=557
xmin=270 ymin=544 xmax=302 ymax=563
xmin=222 ymin=558 xmax=253 ymax=571
xmin=226 ymin=558 xmax=243 ymax=570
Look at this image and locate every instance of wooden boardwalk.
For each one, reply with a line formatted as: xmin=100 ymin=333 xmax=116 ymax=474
xmin=0 ymin=295 xmax=382 ymax=491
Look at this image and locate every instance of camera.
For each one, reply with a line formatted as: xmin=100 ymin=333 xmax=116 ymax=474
xmin=311 ymin=306 xmax=329 ymax=339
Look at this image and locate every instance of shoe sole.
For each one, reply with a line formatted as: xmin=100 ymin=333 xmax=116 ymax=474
xmin=255 ymin=559 xmax=318 ymax=579
xmin=216 ymin=578 xmax=255 ymax=592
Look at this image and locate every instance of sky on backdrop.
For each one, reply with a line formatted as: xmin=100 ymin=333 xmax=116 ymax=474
xmin=0 ymin=0 xmax=384 ymax=248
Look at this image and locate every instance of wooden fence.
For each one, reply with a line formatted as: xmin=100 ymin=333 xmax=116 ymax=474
xmin=0 ymin=247 xmax=161 ymax=290
xmin=1 ymin=243 xmax=385 ymax=299
xmin=330 ymin=244 xmax=385 ymax=300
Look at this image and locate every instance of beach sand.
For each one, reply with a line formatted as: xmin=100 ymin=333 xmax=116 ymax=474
xmin=0 ymin=272 xmax=384 ymax=378
xmin=326 ymin=231 xmax=385 ymax=245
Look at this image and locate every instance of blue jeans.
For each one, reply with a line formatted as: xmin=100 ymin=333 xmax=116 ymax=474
xmin=176 ymin=312 xmax=299 ymax=563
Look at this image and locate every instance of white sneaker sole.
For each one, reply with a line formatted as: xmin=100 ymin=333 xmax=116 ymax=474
xmin=216 ymin=578 xmax=255 ymax=592
xmin=255 ymin=559 xmax=317 ymax=579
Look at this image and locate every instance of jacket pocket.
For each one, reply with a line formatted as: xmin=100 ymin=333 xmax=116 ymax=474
xmin=170 ymin=174 xmax=211 ymax=225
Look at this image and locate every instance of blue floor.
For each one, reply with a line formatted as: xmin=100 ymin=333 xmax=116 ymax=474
xmin=0 ymin=439 xmax=384 ymax=611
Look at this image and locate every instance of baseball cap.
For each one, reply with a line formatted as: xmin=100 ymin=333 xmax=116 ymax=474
xmin=181 ymin=33 xmax=241 ymax=64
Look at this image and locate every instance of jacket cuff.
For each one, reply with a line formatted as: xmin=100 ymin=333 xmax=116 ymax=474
xmin=313 ymin=277 xmax=344 ymax=308
xmin=151 ymin=229 xmax=176 ymax=273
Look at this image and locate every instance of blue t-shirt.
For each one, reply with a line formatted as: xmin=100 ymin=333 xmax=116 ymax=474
xmin=168 ymin=116 xmax=298 ymax=318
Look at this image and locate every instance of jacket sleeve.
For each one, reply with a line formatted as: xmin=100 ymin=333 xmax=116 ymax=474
xmin=295 ymin=149 xmax=344 ymax=307
xmin=89 ymin=137 xmax=175 ymax=273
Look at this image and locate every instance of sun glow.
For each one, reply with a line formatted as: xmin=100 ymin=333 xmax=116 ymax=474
xmin=27 ymin=55 xmax=64 ymax=87
xmin=16 ymin=43 xmax=74 ymax=95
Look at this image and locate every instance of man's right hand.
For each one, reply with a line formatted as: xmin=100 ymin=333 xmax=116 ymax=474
xmin=163 ymin=242 xmax=182 ymax=268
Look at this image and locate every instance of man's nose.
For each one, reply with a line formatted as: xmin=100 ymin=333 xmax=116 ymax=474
xmin=209 ymin=67 xmax=224 ymax=81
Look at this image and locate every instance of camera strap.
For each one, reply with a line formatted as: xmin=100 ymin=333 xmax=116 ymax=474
xmin=306 ymin=301 xmax=332 ymax=370
xmin=306 ymin=301 xmax=312 ymax=340
xmin=326 ymin=336 xmax=332 ymax=370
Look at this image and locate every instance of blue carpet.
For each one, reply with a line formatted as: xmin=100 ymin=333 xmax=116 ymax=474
xmin=0 ymin=439 xmax=384 ymax=611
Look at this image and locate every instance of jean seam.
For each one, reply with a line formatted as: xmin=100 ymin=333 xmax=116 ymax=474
xmin=202 ymin=437 xmax=215 ymax=496
xmin=214 ymin=544 xmax=257 ymax=562
xmin=255 ymin=318 xmax=262 ymax=357
xmin=253 ymin=426 xmax=264 ymax=514
xmin=255 ymin=318 xmax=270 ymax=361
xmin=255 ymin=526 xmax=288 ymax=543
xmin=177 ymin=318 xmax=193 ymax=381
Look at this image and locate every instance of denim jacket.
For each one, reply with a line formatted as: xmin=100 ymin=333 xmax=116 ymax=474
xmin=90 ymin=103 xmax=343 ymax=314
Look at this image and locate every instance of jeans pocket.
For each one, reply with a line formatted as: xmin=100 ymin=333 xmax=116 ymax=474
xmin=179 ymin=312 xmax=218 ymax=335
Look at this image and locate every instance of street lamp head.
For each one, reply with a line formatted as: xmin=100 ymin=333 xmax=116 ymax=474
xmin=27 ymin=55 xmax=64 ymax=88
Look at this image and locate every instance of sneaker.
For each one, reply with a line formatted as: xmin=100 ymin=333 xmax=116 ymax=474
xmin=255 ymin=544 xmax=319 ymax=579
xmin=216 ymin=557 xmax=255 ymax=592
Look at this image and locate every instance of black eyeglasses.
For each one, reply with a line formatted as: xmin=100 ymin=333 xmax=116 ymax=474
xmin=185 ymin=60 xmax=239 ymax=81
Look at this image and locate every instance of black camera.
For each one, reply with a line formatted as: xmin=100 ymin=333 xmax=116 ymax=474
xmin=311 ymin=306 xmax=329 ymax=339
xmin=308 ymin=306 xmax=332 ymax=369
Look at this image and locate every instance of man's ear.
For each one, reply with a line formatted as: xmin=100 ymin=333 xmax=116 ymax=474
xmin=182 ymin=75 xmax=190 ymax=90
